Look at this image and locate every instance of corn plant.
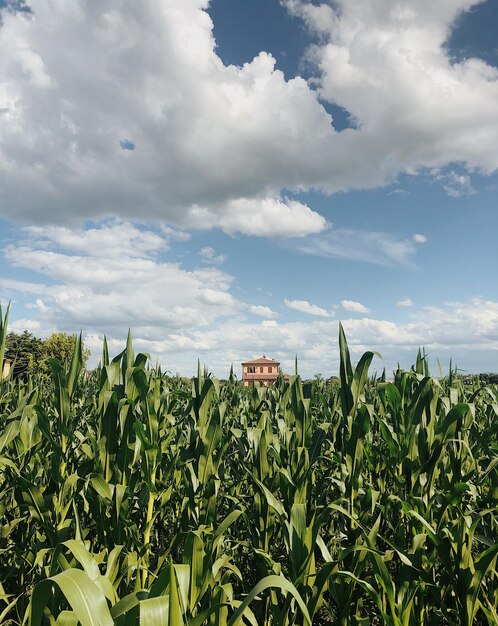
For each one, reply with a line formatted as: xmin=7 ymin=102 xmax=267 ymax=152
xmin=1 ymin=316 xmax=497 ymax=625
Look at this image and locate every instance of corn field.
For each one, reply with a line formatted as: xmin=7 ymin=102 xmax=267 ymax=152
xmin=1 ymin=304 xmax=497 ymax=625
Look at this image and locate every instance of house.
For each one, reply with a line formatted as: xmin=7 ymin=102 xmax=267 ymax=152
xmin=241 ymin=355 xmax=284 ymax=387
xmin=2 ymin=357 xmax=12 ymax=379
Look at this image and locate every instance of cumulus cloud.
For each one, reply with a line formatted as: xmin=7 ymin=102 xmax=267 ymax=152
xmin=0 ymin=1 xmax=331 ymax=235
xmin=3 ymin=226 xmax=497 ymax=376
xmin=284 ymin=0 xmax=498 ymax=189
xmin=2 ymin=222 xmax=242 ymax=333
xmin=0 ymin=0 xmax=497 ymax=236
xmin=284 ymin=298 xmax=331 ymax=317
xmin=341 ymin=300 xmax=370 ymax=314
xmin=397 ymin=298 xmax=414 ymax=308
xmin=248 ymin=305 xmax=279 ymax=318
xmin=187 ymin=197 xmax=327 ymax=237
xmin=107 ymin=298 xmax=498 ymax=376
xmin=8 ymin=317 xmax=42 ymax=334
xmin=22 ymin=221 xmax=175 ymax=258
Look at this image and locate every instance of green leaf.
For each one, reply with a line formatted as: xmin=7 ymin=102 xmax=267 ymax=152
xmin=140 ymin=596 xmax=169 ymax=626
xmin=55 ymin=611 xmax=79 ymax=626
xmin=168 ymin=560 xmax=184 ymax=626
xmin=30 ymin=569 xmax=114 ymax=626
xmin=226 ymin=575 xmax=311 ymax=626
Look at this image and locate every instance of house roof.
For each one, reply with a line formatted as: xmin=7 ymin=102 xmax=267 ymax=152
xmin=241 ymin=356 xmax=280 ymax=366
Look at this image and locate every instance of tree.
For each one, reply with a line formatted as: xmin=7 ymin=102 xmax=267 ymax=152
xmin=5 ymin=331 xmax=91 ymax=379
xmin=37 ymin=332 xmax=91 ymax=376
xmin=326 ymin=375 xmax=340 ymax=388
xmin=479 ymin=372 xmax=498 ymax=385
xmin=5 ymin=331 xmax=43 ymax=379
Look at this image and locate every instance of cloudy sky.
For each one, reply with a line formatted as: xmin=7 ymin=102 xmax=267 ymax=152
xmin=1 ymin=0 xmax=497 ymax=378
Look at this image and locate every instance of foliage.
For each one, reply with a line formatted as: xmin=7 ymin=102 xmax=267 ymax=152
xmin=4 ymin=330 xmax=90 ymax=379
xmin=0 ymin=302 xmax=10 ymax=373
xmin=37 ymin=332 xmax=91 ymax=376
xmin=479 ymin=373 xmax=498 ymax=385
xmin=5 ymin=330 xmax=43 ymax=379
xmin=0 ymin=322 xmax=497 ymax=625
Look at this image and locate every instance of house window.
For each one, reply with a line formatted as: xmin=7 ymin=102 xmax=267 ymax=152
xmin=268 ymin=367 xmax=272 ymax=373
xmin=248 ymin=366 xmax=256 ymax=373
xmin=260 ymin=366 xmax=264 ymax=373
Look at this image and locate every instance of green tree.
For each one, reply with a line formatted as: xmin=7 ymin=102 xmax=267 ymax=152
xmin=5 ymin=330 xmax=43 ymax=379
xmin=37 ymin=332 xmax=91 ymax=375
xmin=5 ymin=331 xmax=91 ymax=379
xmin=326 ymin=375 xmax=340 ymax=388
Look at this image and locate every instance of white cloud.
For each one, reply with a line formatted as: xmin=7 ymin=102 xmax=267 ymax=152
xmin=23 ymin=221 xmax=173 ymax=258
xmin=0 ymin=2 xmax=330 ymax=236
xmin=432 ymin=170 xmax=476 ymax=197
xmin=8 ymin=318 xmax=42 ymax=334
xmin=261 ymin=319 xmax=279 ymax=328
xmin=199 ymin=246 xmax=226 ymax=265
xmin=197 ymin=289 xmax=237 ymax=308
xmin=295 ymin=228 xmax=419 ymax=266
xmin=284 ymin=0 xmax=498 ymax=190
xmin=413 ymin=234 xmax=427 ymax=243
xmin=397 ymin=298 xmax=414 ymax=308
xmin=341 ymin=300 xmax=370 ymax=314
xmin=188 ymin=198 xmax=327 ymax=237
xmin=160 ymin=226 xmax=192 ymax=242
xmin=0 ymin=0 xmax=496 ymax=236
xmin=248 ymin=305 xmax=279 ymax=318
xmin=141 ymin=298 xmax=498 ymax=376
xmin=0 ymin=277 xmax=46 ymax=294
xmin=284 ymin=298 xmax=331 ymax=317
xmin=2 ymin=222 xmax=243 ymax=333
xmin=4 ymin=229 xmax=498 ymax=376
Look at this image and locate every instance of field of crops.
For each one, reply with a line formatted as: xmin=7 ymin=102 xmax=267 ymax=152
xmin=1 ymin=306 xmax=497 ymax=625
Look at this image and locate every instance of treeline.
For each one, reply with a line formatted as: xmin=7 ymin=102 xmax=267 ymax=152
xmin=478 ymin=372 xmax=498 ymax=384
xmin=5 ymin=330 xmax=90 ymax=378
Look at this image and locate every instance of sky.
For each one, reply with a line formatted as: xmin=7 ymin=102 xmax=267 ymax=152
xmin=0 ymin=0 xmax=497 ymax=378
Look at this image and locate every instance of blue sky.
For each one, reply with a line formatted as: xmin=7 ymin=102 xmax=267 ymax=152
xmin=0 ymin=0 xmax=497 ymax=377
